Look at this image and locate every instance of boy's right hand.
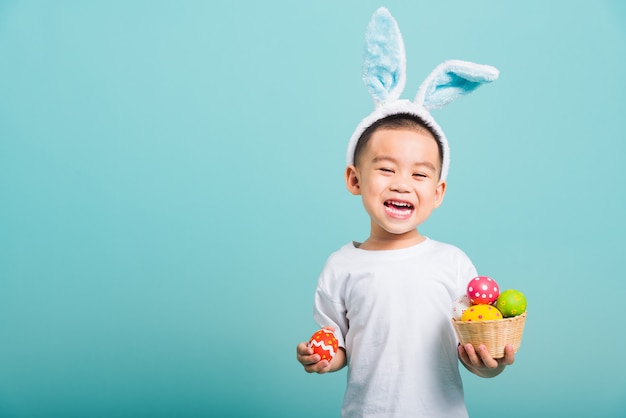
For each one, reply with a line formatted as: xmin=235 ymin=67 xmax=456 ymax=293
xmin=296 ymin=342 xmax=333 ymax=374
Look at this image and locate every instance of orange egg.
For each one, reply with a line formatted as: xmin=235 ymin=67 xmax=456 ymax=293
xmin=308 ymin=329 xmax=339 ymax=361
xmin=460 ymin=304 xmax=502 ymax=321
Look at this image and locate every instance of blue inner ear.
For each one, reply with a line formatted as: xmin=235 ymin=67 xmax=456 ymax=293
xmin=423 ymin=72 xmax=482 ymax=108
xmin=362 ymin=8 xmax=404 ymax=104
xmin=364 ymin=65 xmax=400 ymax=102
xmin=438 ymin=73 xmax=481 ymax=92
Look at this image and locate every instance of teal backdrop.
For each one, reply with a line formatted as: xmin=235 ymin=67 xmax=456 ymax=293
xmin=1 ymin=1 xmax=625 ymax=417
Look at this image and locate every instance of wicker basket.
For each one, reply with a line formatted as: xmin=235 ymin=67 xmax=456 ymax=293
xmin=452 ymin=312 xmax=527 ymax=358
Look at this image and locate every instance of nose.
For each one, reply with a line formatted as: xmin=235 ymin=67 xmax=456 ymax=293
xmin=390 ymin=177 xmax=411 ymax=193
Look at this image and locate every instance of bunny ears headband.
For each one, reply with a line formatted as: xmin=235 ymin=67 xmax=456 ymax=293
xmin=347 ymin=7 xmax=499 ymax=181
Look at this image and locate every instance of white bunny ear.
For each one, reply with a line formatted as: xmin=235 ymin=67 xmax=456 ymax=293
xmin=415 ymin=59 xmax=499 ymax=110
xmin=362 ymin=7 xmax=406 ymax=106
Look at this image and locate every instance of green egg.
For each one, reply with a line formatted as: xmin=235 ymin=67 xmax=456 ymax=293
xmin=495 ymin=289 xmax=527 ymax=317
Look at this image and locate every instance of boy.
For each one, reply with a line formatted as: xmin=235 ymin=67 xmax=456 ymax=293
xmin=296 ymin=8 xmax=514 ymax=418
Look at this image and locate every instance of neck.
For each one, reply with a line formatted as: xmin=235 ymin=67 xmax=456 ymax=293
xmin=359 ymin=229 xmax=426 ymax=251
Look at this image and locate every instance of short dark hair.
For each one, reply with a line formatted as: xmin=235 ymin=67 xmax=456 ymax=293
xmin=353 ymin=113 xmax=443 ymax=177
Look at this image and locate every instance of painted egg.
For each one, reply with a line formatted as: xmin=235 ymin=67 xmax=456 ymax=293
xmin=467 ymin=276 xmax=500 ymax=305
xmin=308 ymin=329 xmax=339 ymax=362
xmin=496 ymin=289 xmax=527 ymax=317
xmin=452 ymin=293 xmax=471 ymax=320
xmin=460 ymin=304 xmax=502 ymax=321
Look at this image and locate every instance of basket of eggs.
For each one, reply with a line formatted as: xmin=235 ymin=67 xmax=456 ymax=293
xmin=452 ymin=276 xmax=527 ymax=359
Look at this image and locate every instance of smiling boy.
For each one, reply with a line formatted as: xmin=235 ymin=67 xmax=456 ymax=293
xmin=296 ymin=114 xmax=514 ymax=417
xmin=296 ymin=8 xmax=513 ymax=417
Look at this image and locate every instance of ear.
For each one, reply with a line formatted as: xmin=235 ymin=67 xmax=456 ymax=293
xmin=362 ymin=7 xmax=406 ymax=106
xmin=415 ymin=60 xmax=499 ymax=110
xmin=433 ymin=180 xmax=447 ymax=208
xmin=345 ymin=165 xmax=362 ymax=195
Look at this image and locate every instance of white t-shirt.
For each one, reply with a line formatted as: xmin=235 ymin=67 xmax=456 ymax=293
xmin=314 ymin=238 xmax=477 ymax=418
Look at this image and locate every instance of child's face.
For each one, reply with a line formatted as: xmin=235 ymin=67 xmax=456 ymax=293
xmin=346 ymin=127 xmax=446 ymax=245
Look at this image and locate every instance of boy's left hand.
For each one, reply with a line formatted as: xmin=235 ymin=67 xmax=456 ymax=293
xmin=458 ymin=343 xmax=515 ymax=378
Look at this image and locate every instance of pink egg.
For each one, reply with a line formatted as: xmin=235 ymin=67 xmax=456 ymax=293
xmin=467 ymin=276 xmax=500 ymax=305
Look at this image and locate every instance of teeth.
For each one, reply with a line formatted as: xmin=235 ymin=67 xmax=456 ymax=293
xmin=388 ymin=201 xmax=412 ymax=208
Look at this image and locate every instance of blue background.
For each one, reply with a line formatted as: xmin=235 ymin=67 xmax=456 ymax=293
xmin=1 ymin=1 xmax=625 ymax=416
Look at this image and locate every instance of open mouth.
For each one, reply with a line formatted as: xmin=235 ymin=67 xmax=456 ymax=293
xmin=384 ymin=200 xmax=414 ymax=218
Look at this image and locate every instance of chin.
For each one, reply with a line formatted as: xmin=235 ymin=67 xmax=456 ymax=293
xmin=383 ymin=226 xmax=420 ymax=236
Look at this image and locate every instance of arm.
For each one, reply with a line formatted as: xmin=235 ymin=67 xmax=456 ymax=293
xmin=458 ymin=343 xmax=515 ymax=378
xmin=301 ymin=259 xmax=350 ymax=374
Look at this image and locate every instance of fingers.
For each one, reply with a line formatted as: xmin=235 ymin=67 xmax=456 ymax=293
xmin=476 ymin=344 xmax=500 ymax=368
xmin=459 ymin=343 xmax=480 ymax=367
xmin=460 ymin=344 xmax=498 ymax=369
xmin=500 ymin=344 xmax=515 ymax=366
xmin=296 ymin=342 xmax=316 ymax=363
xmin=457 ymin=343 xmax=471 ymax=365
xmin=296 ymin=342 xmax=312 ymax=356
xmin=296 ymin=342 xmax=331 ymax=374
xmin=305 ymin=359 xmax=331 ymax=374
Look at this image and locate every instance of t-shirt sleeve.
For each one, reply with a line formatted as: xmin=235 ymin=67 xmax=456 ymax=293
xmin=455 ymin=249 xmax=478 ymax=298
xmin=312 ymin=266 xmax=348 ymax=349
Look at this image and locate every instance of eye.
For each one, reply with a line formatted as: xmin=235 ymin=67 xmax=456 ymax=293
xmin=378 ymin=167 xmax=394 ymax=174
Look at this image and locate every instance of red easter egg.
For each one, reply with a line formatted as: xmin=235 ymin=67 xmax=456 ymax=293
xmin=467 ymin=276 xmax=500 ymax=305
xmin=308 ymin=329 xmax=339 ymax=361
